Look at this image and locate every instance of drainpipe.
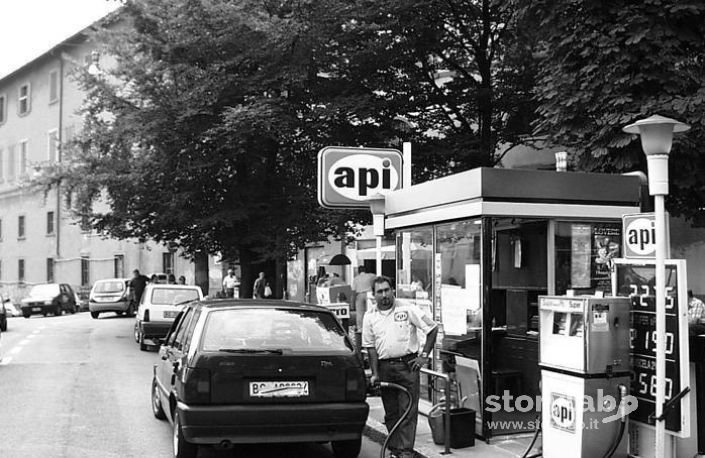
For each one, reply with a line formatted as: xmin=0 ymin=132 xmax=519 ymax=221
xmin=56 ymin=53 xmax=64 ymax=259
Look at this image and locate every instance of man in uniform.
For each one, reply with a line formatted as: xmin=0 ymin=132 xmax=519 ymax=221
xmin=363 ymin=276 xmax=439 ymax=458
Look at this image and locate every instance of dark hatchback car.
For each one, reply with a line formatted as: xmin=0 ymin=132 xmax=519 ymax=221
xmin=20 ymin=283 xmax=78 ymax=318
xmin=151 ymin=299 xmax=368 ymax=458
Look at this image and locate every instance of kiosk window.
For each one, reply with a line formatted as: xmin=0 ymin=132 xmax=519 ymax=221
xmin=555 ymin=222 xmax=621 ymax=295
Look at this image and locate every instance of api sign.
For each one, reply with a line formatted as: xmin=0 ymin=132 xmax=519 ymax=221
xmin=317 ymin=146 xmax=403 ymax=209
xmin=622 ymin=212 xmax=670 ymax=259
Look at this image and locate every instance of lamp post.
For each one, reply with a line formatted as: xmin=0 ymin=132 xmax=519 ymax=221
xmin=366 ymin=194 xmax=387 ymax=275
xmin=623 ymin=114 xmax=690 ymax=457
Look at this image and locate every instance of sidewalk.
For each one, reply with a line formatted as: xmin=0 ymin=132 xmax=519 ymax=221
xmin=363 ymin=397 xmax=542 ymax=458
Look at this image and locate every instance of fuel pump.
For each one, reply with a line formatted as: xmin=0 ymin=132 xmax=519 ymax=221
xmin=539 ymin=296 xmax=632 ymax=458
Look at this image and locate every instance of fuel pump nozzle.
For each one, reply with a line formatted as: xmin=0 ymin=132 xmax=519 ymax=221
xmin=602 ymin=384 xmax=629 ymax=458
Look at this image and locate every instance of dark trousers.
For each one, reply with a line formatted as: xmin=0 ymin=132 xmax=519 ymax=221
xmin=378 ymin=359 xmax=420 ymax=456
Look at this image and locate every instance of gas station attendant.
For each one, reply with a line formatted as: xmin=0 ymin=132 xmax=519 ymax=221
xmin=363 ymin=275 xmax=439 ymax=458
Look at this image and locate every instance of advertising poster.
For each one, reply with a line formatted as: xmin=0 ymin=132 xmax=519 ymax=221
xmin=570 ymin=224 xmax=591 ymax=288
xmin=592 ymin=224 xmax=621 ymax=291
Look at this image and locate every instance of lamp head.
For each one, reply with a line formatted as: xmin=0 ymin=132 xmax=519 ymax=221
xmin=623 ymin=114 xmax=690 ymax=156
xmin=366 ymin=193 xmax=386 ymax=215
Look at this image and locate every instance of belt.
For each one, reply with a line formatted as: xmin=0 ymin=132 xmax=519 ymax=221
xmin=379 ymin=353 xmax=417 ymax=363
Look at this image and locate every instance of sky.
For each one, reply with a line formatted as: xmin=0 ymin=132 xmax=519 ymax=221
xmin=0 ymin=0 xmax=122 ymax=78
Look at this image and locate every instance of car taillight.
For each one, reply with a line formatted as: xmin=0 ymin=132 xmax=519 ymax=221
xmin=183 ymin=367 xmax=210 ymax=403
xmin=345 ymin=367 xmax=366 ymax=401
xmin=143 ymin=309 xmax=150 ymax=322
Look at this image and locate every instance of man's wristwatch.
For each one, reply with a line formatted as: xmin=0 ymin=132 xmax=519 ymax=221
xmin=419 ymin=352 xmax=429 ymax=359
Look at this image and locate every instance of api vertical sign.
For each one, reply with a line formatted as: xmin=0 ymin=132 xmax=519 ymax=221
xmin=317 ymin=146 xmax=404 ymax=209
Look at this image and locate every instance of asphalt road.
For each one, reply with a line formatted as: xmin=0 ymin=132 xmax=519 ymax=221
xmin=0 ymin=312 xmax=383 ymax=458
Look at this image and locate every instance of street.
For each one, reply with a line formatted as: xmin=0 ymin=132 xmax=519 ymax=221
xmin=0 ymin=313 xmax=382 ymax=458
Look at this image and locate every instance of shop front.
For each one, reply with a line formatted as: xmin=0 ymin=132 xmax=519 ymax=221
xmin=384 ymin=167 xmax=642 ymax=440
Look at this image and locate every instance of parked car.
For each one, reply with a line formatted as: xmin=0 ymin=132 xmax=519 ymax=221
xmin=0 ymin=295 xmax=8 ymax=331
xmin=151 ymin=299 xmax=368 ymax=458
xmin=134 ymin=284 xmax=203 ymax=351
xmin=20 ymin=284 xmax=78 ymax=318
xmin=89 ymin=279 xmax=133 ymax=319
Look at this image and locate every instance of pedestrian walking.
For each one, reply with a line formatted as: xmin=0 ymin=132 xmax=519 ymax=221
xmin=253 ymin=272 xmax=267 ymax=299
xmin=177 ymin=276 xmax=186 ymax=285
xmin=167 ymin=274 xmax=177 ymax=284
xmin=222 ymin=269 xmax=239 ymax=298
xmin=129 ymin=269 xmax=150 ymax=307
xmin=363 ymin=276 xmax=439 ymax=458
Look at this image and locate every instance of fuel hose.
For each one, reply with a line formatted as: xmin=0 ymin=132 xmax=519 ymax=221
xmin=377 ymin=381 xmax=413 ymax=458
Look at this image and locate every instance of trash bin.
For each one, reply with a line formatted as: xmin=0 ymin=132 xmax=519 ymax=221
xmin=428 ymin=404 xmax=476 ymax=448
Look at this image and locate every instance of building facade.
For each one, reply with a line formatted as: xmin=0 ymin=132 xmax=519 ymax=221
xmin=0 ymin=17 xmax=220 ymax=302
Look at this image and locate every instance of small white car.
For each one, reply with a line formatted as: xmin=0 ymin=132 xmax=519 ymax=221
xmin=134 ymin=284 xmax=203 ymax=351
xmin=89 ymin=278 xmax=132 ymax=318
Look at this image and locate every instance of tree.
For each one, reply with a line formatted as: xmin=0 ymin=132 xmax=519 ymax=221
xmin=525 ymin=0 xmax=705 ymax=223
xmin=37 ymin=0 xmax=367 ymax=297
xmin=321 ymin=0 xmax=540 ymax=179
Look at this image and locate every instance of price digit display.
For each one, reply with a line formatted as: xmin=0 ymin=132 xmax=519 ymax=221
xmin=613 ymin=260 xmax=688 ymax=434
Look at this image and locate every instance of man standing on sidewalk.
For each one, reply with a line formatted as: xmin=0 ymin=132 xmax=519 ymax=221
xmin=363 ymin=275 xmax=439 ymax=458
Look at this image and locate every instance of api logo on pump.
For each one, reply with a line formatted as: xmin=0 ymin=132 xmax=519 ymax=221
xmin=550 ymin=393 xmax=576 ymax=433
xmin=318 ymin=146 xmax=403 ymax=209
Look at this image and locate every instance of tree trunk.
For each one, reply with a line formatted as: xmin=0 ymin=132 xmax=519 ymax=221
xmin=239 ymin=246 xmax=254 ymax=299
xmin=194 ymin=251 xmax=209 ymax=296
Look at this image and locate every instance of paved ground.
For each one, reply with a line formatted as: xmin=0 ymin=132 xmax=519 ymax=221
xmin=0 ymin=313 xmax=382 ymax=458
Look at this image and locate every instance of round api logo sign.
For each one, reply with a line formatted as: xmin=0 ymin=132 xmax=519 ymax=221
xmin=550 ymin=393 xmax=576 ymax=433
xmin=318 ymin=147 xmax=403 ymax=208
xmin=622 ymin=213 xmax=668 ymax=258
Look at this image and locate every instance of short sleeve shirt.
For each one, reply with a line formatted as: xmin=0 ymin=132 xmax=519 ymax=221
xmin=352 ymin=273 xmax=376 ymax=293
xmin=362 ymin=300 xmax=437 ymax=359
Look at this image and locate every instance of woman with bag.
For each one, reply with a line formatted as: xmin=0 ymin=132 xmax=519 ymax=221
xmin=253 ymin=272 xmax=271 ymax=299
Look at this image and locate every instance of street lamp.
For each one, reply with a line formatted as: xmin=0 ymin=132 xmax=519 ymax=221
xmin=623 ymin=114 xmax=690 ymax=457
xmin=366 ymin=194 xmax=386 ymax=275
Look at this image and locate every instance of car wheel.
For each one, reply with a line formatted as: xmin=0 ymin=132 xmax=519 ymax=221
xmin=55 ymin=304 xmax=62 ymax=316
xmin=116 ymin=311 xmax=125 ymax=316
xmin=151 ymin=378 xmax=167 ymax=420
xmin=0 ymin=317 xmax=6 ymax=332
xmin=139 ymin=333 xmax=149 ymax=352
xmin=23 ymin=312 xmax=31 ymax=319
xmin=90 ymin=311 xmax=100 ymax=319
xmin=42 ymin=312 xmax=48 ymax=317
xmin=173 ymin=410 xmax=197 ymax=458
xmin=331 ymin=438 xmax=362 ymax=458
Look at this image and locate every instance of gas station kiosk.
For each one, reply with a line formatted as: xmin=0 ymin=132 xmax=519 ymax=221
xmin=382 ymin=167 xmax=643 ymax=440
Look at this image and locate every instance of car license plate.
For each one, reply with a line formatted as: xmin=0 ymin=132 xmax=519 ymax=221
xmin=163 ymin=310 xmax=179 ymax=318
xmin=249 ymin=381 xmax=309 ymax=398
xmin=32 ymin=307 xmax=42 ymax=312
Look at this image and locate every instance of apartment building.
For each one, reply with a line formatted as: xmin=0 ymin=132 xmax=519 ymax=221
xmin=0 ymin=17 xmax=219 ymax=301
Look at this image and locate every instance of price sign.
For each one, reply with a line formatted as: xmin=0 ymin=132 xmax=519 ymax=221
xmin=325 ymin=303 xmax=350 ymax=319
xmin=612 ymin=259 xmax=690 ymax=437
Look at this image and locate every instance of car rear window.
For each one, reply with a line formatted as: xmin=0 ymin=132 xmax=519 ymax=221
xmin=94 ymin=281 xmax=125 ymax=293
xmin=201 ymin=308 xmax=353 ymax=353
xmin=150 ymin=288 xmax=200 ymax=306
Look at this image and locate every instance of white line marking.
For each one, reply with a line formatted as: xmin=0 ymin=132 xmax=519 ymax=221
xmin=8 ymin=347 xmax=22 ymax=355
xmin=27 ymin=334 xmax=36 ymax=339
xmin=0 ymin=356 xmax=13 ymax=365
xmin=19 ymin=339 xmax=30 ymax=345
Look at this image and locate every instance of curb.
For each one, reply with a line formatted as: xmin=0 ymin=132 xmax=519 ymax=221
xmin=363 ymin=417 xmax=435 ymax=458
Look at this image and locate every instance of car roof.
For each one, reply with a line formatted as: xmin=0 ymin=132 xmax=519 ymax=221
xmin=145 ymin=284 xmax=201 ymax=290
xmin=192 ymin=298 xmax=334 ymax=314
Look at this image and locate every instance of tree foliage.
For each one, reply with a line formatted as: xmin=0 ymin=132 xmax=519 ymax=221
xmin=36 ymin=0 xmax=541 ymax=293
xmin=525 ymin=0 xmax=705 ymax=223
